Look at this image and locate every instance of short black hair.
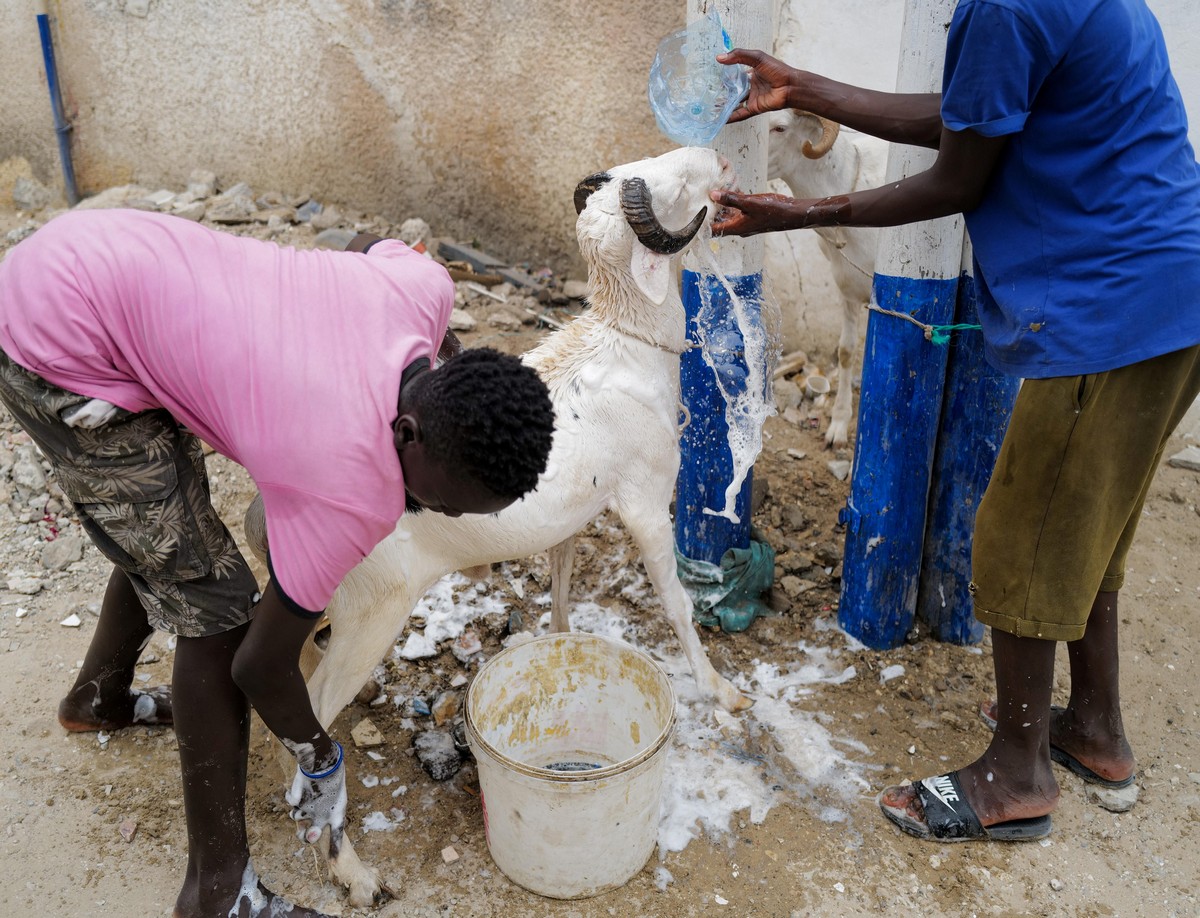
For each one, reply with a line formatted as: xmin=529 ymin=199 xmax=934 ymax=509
xmin=412 ymin=348 xmax=554 ymax=500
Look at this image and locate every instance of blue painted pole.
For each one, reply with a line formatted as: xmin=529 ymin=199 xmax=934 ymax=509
xmin=675 ymin=271 xmax=760 ymax=563
xmin=838 ymin=273 xmax=958 ymax=647
xmin=916 ymin=257 xmax=1020 ymax=643
xmin=837 ymin=0 xmax=964 ymax=650
xmin=675 ymin=0 xmax=772 ymax=568
xmin=37 ymin=13 xmax=80 ymax=207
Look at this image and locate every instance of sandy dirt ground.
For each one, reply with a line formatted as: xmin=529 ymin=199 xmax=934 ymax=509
xmin=1 ymin=189 xmax=1199 ymax=918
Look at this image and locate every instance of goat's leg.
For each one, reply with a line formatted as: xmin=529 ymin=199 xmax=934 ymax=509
xmin=618 ymin=505 xmax=752 ymax=713
xmin=291 ymin=599 xmax=411 ymax=907
xmin=547 ymin=536 xmax=576 ymax=633
xmin=826 ymin=298 xmax=859 ymax=448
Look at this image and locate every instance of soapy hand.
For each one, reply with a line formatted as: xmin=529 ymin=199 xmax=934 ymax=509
xmin=709 ymin=189 xmax=805 ymax=237
xmin=286 ymin=742 xmax=348 ymax=856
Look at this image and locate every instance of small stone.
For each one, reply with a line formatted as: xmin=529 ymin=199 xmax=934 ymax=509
xmin=1087 ymin=781 xmax=1139 ymax=813
xmin=351 ymin=717 xmax=385 ymax=748
xmin=413 ymin=730 xmax=462 ymax=781
xmin=397 ymin=218 xmax=432 ymax=247
xmin=13 ymin=175 xmax=53 ymax=212
xmin=171 ymin=201 xmax=207 ymax=222
xmin=430 ymin=691 xmax=461 ymax=727
xmin=879 ymin=664 xmax=905 ymax=684
xmin=310 ymin=205 xmax=343 ymax=232
xmin=1049 ymin=878 xmax=1064 ymax=892
xmin=785 ymin=448 xmax=807 ymax=461
xmin=8 ymin=576 xmax=43 ymax=596
xmin=41 ymin=535 xmax=84 ymax=572
xmin=448 ymin=309 xmax=476 ymax=332
xmin=1167 ymin=446 xmax=1200 ymax=471
xmin=451 ymin=630 xmax=482 ymax=664
xmin=827 ymin=460 xmax=851 ymax=481
xmin=486 ymin=311 xmax=522 ymax=332
xmin=60 ymin=613 xmax=83 ymax=628
xmin=441 ymin=845 xmax=460 ymax=864
xmin=399 ymin=632 xmax=438 ymax=660
xmin=355 ymin=679 xmax=382 ymax=706
xmin=118 ymin=817 xmax=138 ymax=842
xmin=186 ymin=170 xmax=218 ymax=199
xmin=773 ymin=379 xmax=803 ymax=413
xmin=779 ymin=576 xmax=816 ymax=599
xmin=449 ymin=673 xmax=468 ymax=688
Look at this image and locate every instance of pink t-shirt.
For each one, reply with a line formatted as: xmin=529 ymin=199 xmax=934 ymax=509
xmin=0 ymin=209 xmax=454 ymax=611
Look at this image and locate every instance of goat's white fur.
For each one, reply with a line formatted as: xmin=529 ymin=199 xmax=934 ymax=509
xmin=250 ymin=146 xmax=751 ymax=906
xmin=767 ymin=109 xmax=887 ymax=446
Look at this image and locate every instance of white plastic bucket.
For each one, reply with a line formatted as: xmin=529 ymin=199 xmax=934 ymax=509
xmin=464 ymin=632 xmax=676 ymax=899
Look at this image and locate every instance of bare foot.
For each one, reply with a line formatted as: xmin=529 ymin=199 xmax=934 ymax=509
xmin=57 ymin=681 xmax=172 ymax=732
xmin=980 ymin=700 xmax=1135 ymax=785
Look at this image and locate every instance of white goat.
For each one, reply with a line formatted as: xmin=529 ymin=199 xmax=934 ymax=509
xmin=767 ymin=109 xmax=888 ymax=446
xmin=250 ymin=146 xmax=750 ymax=906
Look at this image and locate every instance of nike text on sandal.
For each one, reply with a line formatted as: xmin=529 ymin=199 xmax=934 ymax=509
xmin=878 ymin=772 xmax=1052 ymax=843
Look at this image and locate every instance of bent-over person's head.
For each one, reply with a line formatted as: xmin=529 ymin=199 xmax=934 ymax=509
xmin=394 ymin=347 xmax=554 ymax=516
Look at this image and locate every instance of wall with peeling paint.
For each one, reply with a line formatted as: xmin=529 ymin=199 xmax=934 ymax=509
xmin=1 ymin=1 xmax=1198 ymax=359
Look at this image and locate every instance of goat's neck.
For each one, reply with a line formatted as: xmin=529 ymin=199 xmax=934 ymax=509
xmin=586 ymin=266 xmax=687 ymax=354
xmin=782 ymin=141 xmax=862 ymax=200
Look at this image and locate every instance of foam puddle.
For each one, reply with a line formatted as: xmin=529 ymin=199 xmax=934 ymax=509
xmin=686 ymin=233 xmax=781 ymax=524
xmin=393 ymin=562 xmax=874 ymax=857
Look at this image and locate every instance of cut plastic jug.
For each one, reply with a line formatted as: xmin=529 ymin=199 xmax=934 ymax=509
xmin=648 ymin=10 xmax=749 ymax=147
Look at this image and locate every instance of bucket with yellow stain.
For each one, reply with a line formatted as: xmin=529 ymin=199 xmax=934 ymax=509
xmin=464 ymin=632 xmax=676 ymax=898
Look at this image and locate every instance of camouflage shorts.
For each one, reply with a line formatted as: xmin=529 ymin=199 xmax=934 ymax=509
xmin=0 ymin=350 xmax=258 ymax=637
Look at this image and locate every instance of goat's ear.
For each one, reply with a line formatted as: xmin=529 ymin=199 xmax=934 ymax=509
xmin=631 ymin=241 xmax=671 ymax=305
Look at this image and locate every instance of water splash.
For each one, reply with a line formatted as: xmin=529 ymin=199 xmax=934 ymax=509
xmin=690 ymin=235 xmax=781 ymax=523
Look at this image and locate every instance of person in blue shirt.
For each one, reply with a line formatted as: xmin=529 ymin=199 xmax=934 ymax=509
xmin=710 ymin=0 xmax=1200 ymax=842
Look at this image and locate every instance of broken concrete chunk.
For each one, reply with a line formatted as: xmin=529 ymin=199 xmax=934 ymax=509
xmin=1167 ymin=445 xmax=1200 ymax=471
xmin=351 ymin=717 xmax=385 ymax=748
xmin=441 ymin=845 xmax=460 ymax=864
xmin=448 ymin=309 xmax=477 ymax=332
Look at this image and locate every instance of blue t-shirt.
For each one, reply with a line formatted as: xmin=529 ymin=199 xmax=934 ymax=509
xmin=941 ymin=0 xmax=1200 ymax=377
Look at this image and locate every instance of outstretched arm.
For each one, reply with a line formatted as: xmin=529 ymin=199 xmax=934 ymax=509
xmin=231 ymin=582 xmax=347 ymax=852
xmin=712 ymin=124 xmax=1007 ymax=237
xmin=721 ymin=48 xmax=944 ymax=149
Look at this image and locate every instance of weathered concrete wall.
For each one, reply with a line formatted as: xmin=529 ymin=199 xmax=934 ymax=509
xmin=2 ymin=0 xmax=684 ymax=271
xmin=2 ymin=0 xmax=1198 ymax=359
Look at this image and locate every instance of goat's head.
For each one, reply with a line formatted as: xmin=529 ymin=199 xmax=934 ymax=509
xmin=766 ymin=110 xmax=840 ymax=182
xmin=573 ymin=147 xmax=735 ymax=306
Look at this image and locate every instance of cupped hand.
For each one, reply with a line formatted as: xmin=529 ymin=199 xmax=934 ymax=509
xmin=710 ymin=189 xmax=805 ymax=237
xmin=719 ymin=48 xmax=802 ymax=124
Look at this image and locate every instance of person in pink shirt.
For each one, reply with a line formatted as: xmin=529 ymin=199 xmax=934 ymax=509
xmin=0 ymin=209 xmax=555 ymax=918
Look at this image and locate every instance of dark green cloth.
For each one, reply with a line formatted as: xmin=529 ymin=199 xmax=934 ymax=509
xmin=675 ymin=539 xmax=775 ymax=633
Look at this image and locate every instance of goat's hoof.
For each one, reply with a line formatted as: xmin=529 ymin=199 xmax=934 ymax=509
xmin=714 ymin=684 xmax=754 ymax=713
xmin=337 ymin=865 xmax=389 ymax=908
xmin=725 ymin=691 xmax=755 ymax=713
xmin=824 ymin=421 xmax=851 ymax=448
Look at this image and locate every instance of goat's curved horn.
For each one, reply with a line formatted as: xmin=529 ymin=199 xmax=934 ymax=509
xmin=802 ymin=117 xmax=840 ymax=159
xmin=573 ymin=171 xmax=613 ymax=215
xmin=619 ymin=177 xmax=706 ymax=255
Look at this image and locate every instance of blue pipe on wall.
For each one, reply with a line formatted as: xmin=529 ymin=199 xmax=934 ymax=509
xmin=37 ymin=13 xmax=79 ymax=207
